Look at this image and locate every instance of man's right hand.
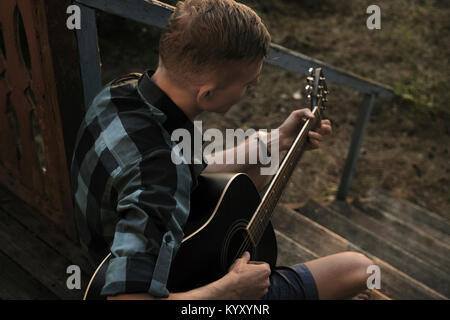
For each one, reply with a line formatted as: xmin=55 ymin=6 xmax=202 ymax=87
xmin=108 ymin=251 xmax=271 ymax=300
xmin=226 ymin=251 xmax=271 ymax=299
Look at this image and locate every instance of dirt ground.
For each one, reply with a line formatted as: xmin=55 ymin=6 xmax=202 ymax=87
xmin=97 ymin=0 xmax=449 ymax=219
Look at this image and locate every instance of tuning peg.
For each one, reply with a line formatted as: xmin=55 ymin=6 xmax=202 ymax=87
xmin=307 ymin=94 xmax=311 ymax=101
xmin=308 ymin=68 xmax=314 ymax=75
xmin=306 ymin=76 xmax=314 ymax=84
xmin=305 ymin=85 xmax=313 ymax=92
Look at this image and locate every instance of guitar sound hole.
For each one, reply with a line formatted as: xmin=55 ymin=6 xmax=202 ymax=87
xmin=222 ymin=226 xmax=255 ymax=273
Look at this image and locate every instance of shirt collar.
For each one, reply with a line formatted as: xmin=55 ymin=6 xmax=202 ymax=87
xmin=137 ymin=69 xmax=195 ymax=137
xmin=137 ymin=69 xmax=207 ymax=171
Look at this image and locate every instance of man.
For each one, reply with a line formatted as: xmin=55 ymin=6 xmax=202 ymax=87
xmin=71 ymin=0 xmax=373 ymax=300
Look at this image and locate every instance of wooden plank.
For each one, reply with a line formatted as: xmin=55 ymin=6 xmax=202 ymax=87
xmin=76 ymin=4 xmax=102 ymax=110
xmin=298 ymin=200 xmax=450 ymax=297
xmin=0 ymin=250 xmax=58 ymax=300
xmin=272 ymin=204 xmax=447 ymax=299
xmin=337 ymin=93 xmax=376 ymax=200
xmin=75 ymin=0 xmax=393 ymax=100
xmin=0 ymin=207 xmax=88 ymax=299
xmin=366 ymin=190 xmax=450 ymax=239
xmin=0 ymin=184 xmax=95 ymax=276
xmin=275 ymin=229 xmax=317 ymax=266
xmin=354 ymin=199 xmax=450 ymax=248
xmin=329 ymin=200 xmax=450 ymax=271
xmin=370 ymin=290 xmax=391 ymax=300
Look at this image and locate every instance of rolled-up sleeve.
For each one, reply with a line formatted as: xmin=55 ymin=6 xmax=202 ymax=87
xmin=100 ymin=147 xmax=193 ymax=298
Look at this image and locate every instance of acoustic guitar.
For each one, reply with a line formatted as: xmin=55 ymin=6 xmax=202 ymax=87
xmin=83 ymin=68 xmax=329 ymax=299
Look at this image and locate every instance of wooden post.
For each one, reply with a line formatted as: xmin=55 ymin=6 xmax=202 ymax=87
xmin=337 ymin=93 xmax=376 ymax=201
xmin=76 ymin=4 xmax=102 ymax=110
xmin=45 ymin=0 xmax=86 ymax=175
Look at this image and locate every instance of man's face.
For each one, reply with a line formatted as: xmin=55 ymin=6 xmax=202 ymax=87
xmin=200 ymin=59 xmax=263 ymax=113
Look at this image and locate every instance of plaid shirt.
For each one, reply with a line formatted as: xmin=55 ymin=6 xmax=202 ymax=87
xmin=70 ymin=70 xmax=207 ymax=297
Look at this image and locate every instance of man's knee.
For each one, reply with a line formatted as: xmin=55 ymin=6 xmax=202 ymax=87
xmin=354 ymin=252 xmax=373 ymax=269
xmin=340 ymin=251 xmax=372 ymax=266
xmin=347 ymin=252 xmax=374 ymax=287
xmin=339 ymin=251 xmax=373 ymax=282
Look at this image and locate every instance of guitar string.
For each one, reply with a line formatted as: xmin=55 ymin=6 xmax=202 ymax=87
xmin=230 ymin=73 xmax=325 ymax=268
xmin=231 ymin=114 xmax=316 ymax=266
xmin=231 ymin=133 xmax=306 ymax=265
xmin=232 ymin=163 xmax=291 ymax=264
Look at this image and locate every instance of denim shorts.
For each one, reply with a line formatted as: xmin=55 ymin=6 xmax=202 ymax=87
xmin=262 ymin=264 xmax=319 ymax=300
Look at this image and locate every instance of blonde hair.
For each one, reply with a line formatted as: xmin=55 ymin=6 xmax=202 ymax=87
xmin=159 ymin=0 xmax=271 ymax=83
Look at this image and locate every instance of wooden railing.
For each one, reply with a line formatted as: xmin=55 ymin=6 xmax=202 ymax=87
xmin=74 ymin=0 xmax=394 ymax=201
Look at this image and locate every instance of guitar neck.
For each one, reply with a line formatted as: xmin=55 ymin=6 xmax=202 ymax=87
xmin=247 ymin=106 xmax=322 ymax=245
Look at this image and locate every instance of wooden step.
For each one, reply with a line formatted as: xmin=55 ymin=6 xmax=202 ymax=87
xmin=275 ymin=229 xmax=317 ymax=266
xmin=0 ymin=250 xmax=59 ymax=299
xmin=296 ymin=200 xmax=450 ymax=297
xmin=354 ymin=197 xmax=450 ymax=249
xmin=370 ymin=289 xmax=391 ymax=300
xmin=272 ymin=204 xmax=446 ymax=299
xmin=0 ymin=184 xmax=94 ymax=299
xmin=274 ymin=229 xmax=389 ymax=300
xmin=329 ymin=200 xmax=450 ymax=272
xmin=358 ymin=190 xmax=450 ymax=245
xmin=0 ymin=207 xmax=87 ymax=299
xmin=0 ymin=185 xmax=95 ymax=277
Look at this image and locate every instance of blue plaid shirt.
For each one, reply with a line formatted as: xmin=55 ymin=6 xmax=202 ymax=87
xmin=70 ymin=70 xmax=207 ymax=297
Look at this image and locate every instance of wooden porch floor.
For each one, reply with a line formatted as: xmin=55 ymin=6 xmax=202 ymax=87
xmin=0 ymin=183 xmax=94 ymax=300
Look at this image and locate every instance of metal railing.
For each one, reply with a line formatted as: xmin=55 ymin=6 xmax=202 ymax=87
xmin=74 ymin=0 xmax=394 ymax=201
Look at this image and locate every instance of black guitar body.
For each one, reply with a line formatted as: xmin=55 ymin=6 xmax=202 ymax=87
xmin=168 ymin=173 xmax=277 ymax=292
xmin=84 ymin=173 xmax=277 ymax=299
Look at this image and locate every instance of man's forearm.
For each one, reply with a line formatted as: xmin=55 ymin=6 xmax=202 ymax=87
xmin=203 ymin=131 xmax=280 ymax=191
xmin=107 ymin=272 xmax=238 ymax=300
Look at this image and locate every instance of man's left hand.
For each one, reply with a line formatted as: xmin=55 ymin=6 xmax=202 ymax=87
xmin=277 ymin=108 xmax=332 ymax=151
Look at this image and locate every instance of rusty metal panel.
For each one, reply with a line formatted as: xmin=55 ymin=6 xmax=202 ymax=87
xmin=0 ymin=0 xmax=76 ymax=240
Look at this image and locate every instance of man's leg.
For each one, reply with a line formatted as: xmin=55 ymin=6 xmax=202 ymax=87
xmin=304 ymin=251 xmax=374 ymax=300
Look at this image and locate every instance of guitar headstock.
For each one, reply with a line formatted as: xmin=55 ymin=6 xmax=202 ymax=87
xmin=305 ymin=67 xmax=328 ymax=116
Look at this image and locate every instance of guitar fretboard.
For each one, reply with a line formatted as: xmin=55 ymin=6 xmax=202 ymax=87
xmin=247 ymin=106 xmax=321 ymax=245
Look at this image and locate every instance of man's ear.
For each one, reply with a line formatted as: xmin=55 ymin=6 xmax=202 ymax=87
xmin=197 ymin=84 xmax=215 ymax=107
